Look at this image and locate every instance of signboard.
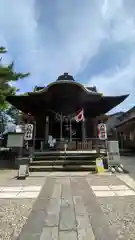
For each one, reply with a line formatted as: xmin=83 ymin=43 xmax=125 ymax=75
xmin=7 ymin=133 xmax=24 ymax=148
xmin=107 ymin=141 xmax=120 ymax=166
xmin=96 ymin=158 xmax=104 ymax=173
xmin=18 ymin=165 xmax=27 ymax=179
xmin=24 ymin=124 xmax=33 ymax=141
xmin=97 ymin=123 xmax=107 ymax=140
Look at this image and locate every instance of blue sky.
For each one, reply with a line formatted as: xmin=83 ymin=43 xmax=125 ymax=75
xmin=0 ymin=0 xmax=135 ymax=112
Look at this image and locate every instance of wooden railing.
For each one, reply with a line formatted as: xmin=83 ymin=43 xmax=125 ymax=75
xmin=53 ymin=138 xmax=106 ymax=151
xmin=32 ymin=137 xmax=107 ymax=152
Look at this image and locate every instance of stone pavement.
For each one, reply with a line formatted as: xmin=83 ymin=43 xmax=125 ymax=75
xmin=17 ymin=172 xmax=135 ymax=240
xmin=121 ymin=156 xmax=135 ymax=179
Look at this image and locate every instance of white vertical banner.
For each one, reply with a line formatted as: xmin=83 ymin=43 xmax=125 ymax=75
xmin=24 ymin=124 xmax=33 ymax=140
xmin=97 ymin=123 xmax=107 ymax=140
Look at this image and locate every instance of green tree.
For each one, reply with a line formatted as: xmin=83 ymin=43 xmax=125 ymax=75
xmin=0 ymin=46 xmax=30 ymax=110
xmin=5 ymin=106 xmax=19 ymax=123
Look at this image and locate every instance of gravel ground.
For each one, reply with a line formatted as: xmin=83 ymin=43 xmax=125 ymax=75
xmin=98 ymin=196 xmax=135 ymax=240
xmin=1 ymin=168 xmax=135 ymax=239
xmin=0 ymin=199 xmax=35 ymax=240
xmin=0 ymin=170 xmax=45 ymax=240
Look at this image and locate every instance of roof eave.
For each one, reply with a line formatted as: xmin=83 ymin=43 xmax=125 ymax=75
xmin=28 ymin=81 xmax=101 ymax=96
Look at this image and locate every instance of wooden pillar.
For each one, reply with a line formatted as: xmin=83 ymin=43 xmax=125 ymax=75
xmin=32 ymin=120 xmax=36 ymax=152
xmin=82 ymin=119 xmax=86 ymax=142
xmin=94 ymin=117 xmax=99 ymax=152
xmin=119 ymin=132 xmax=123 ymax=149
xmin=121 ymin=132 xmax=124 ymax=149
xmin=115 ymin=128 xmax=118 ymax=140
xmin=45 ymin=116 xmax=49 ymax=144
xmin=69 ymin=118 xmax=72 ymax=142
xmin=93 ymin=117 xmax=98 ymax=138
xmin=60 ymin=113 xmax=63 ymax=141
xmin=117 ymin=132 xmax=121 ymax=148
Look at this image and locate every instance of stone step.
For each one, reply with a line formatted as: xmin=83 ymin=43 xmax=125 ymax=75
xmin=33 ymin=155 xmax=100 ymax=161
xmin=34 ymin=151 xmax=106 ymax=157
xmin=31 ymin=160 xmax=96 ymax=166
xmin=29 ymin=165 xmax=96 ymax=172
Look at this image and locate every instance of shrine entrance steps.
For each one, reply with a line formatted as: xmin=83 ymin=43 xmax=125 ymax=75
xmin=29 ymin=150 xmax=107 ymax=172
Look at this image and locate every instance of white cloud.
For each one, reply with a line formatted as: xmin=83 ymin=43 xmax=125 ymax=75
xmin=0 ymin=0 xmax=107 ymax=86
xmin=89 ymin=55 xmax=135 ymax=112
xmin=0 ymin=0 xmax=135 ymax=112
xmin=87 ymin=0 xmax=135 ymax=111
xmin=0 ymin=0 xmax=38 ymax=88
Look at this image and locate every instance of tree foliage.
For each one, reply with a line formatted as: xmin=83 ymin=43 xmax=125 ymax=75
xmin=0 ymin=106 xmax=19 ymax=133
xmin=0 ymin=46 xmax=30 ymax=110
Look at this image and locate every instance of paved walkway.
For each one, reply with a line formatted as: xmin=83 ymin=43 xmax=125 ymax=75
xmin=18 ymin=173 xmax=129 ymax=240
xmin=121 ymin=156 xmax=135 ymax=179
xmin=0 ymin=159 xmax=135 ymax=239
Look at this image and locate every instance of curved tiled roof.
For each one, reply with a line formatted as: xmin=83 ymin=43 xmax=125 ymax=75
xmin=6 ymin=73 xmax=129 ymax=116
xmin=29 ymin=80 xmax=101 ymax=96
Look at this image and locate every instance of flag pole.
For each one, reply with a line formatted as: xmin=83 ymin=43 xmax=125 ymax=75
xmin=82 ymin=110 xmax=86 ymax=142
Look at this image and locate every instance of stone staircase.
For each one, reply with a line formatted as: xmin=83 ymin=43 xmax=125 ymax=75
xmin=29 ymin=151 xmax=107 ymax=172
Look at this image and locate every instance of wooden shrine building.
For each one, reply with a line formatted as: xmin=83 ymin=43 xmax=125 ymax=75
xmin=6 ymin=73 xmax=128 ymax=151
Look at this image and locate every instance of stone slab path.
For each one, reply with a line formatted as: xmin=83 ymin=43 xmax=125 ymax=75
xmin=0 ymin=185 xmax=42 ymax=198
xmin=18 ymin=174 xmax=126 ymax=240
